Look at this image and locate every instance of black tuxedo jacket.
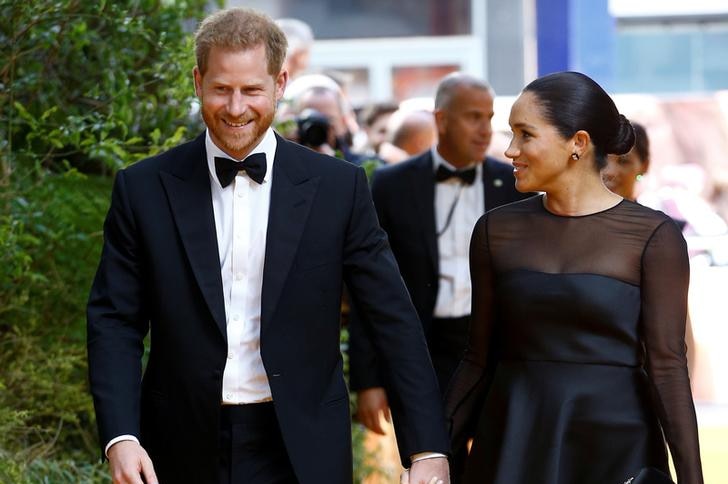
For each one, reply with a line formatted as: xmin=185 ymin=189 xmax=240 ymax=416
xmin=87 ymin=133 xmax=448 ymax=483
xmin=349 ymin=150 xmax=529 ymax=391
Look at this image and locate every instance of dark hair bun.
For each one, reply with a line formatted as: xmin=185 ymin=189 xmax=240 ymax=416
xmin=607 ymin=114 xmax=635 ymax=155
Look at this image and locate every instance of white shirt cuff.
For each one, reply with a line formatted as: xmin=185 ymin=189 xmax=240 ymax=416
xmin=105 ymin=434 xmax=140 ymax=457
xmin=410 ymin=451 xmax=448 ymax=464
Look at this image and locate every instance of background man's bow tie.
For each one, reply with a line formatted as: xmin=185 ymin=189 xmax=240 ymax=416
xmin=214 ymin=153 xmax=267 ymax=187
xmin=435 ymin=164 xmax=477 ymax=185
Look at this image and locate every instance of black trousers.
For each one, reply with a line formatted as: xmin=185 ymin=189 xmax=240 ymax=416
xmin=428 ymin=315 xmax=471 ymax=484
xmin=218 ymin=402 xmax=298 ymax=484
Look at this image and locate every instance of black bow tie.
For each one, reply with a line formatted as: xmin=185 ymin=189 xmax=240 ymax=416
xmin=214 ymin=153 xmax=267 ymax=187
xmin=435 ymin=164 xmax=477 ymax=185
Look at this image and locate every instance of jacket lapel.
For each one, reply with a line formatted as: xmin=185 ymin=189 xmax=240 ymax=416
xmin=410 ymin=152 xmax=438 ymax=276
xmin=160 ymin=133 xmax=227 ymax=338
xmin=481 ymin=157 xmax=510 ymax=210
xmin=261 ymin=136 xmax=320 ymax=330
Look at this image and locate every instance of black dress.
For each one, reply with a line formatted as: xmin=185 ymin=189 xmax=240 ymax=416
xmin=445 ymin=195 xmax=703 ymax=484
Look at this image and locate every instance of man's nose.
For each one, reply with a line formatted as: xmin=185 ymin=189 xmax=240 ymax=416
xmin=227 ymin=91 xmax=247 ymax=117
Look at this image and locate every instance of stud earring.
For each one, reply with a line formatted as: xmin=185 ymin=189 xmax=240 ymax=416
xmin=571 ymin=153 xmax=579 ymax=161
xmin=636 ymin=174 xmax=644 ymax=182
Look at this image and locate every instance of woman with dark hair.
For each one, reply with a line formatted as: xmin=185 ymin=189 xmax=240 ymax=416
xmin=602 ymin=121 xmax=650 ymax=201
xmin=444 ymin=72 xmax=703 ymax=484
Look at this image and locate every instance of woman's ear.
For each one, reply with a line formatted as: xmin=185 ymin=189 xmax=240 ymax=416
xmin=572 ymin=129 xmax=590 ymax=158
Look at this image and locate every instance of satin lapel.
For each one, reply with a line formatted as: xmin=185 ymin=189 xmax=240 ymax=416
xmin=159 ymin=134 xmax=227 ymax=338
xmin=261 ymin=136 xmax=320 ymax=330
xmin=410 ymin=152 xmax=438 ymax=275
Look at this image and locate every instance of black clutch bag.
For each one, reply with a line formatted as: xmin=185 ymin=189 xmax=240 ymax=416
xmin=623 ymin=468 xmax=674 ymax=484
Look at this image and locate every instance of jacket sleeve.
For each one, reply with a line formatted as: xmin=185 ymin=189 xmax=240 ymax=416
xmin=87 ymin=169 xmax=149 ymax=458
xmin=347 ymin=169 xmax=390 ymax=392
xmin=342 ymin=167 xmax=449 ymax=464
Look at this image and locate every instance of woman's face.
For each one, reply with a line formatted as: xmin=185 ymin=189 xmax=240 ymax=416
xmin=602 ymin=148 xmax=647 ymax=200
xmin=504 ymin=91 xmax=574 ymax=193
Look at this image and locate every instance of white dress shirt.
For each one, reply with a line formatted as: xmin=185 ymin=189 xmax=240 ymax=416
xmin=206 ymin=128 xmax=277 ymax=404
xmin=431 ymin=147 xmax=484 ymax=318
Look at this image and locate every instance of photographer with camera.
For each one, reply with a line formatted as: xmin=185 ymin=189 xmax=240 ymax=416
xmin=286 ymin=75 xmax=368 ymax=164
xmin=296 ymin=108 xmax=336 ymax=155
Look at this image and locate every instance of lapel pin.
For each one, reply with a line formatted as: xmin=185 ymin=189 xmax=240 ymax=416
xmin=493 ymin=178 xmax=503 ymax=187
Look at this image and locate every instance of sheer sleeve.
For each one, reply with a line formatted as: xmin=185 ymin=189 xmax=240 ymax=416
xmin=443 ymin=214 xmax=496 ymax=450
xmin=641 ymin=220 xmax=704 ymax=484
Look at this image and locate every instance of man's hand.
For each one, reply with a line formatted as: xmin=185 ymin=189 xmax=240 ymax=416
xmin=107 ymin=440 xmax=158 ymax=484
xmin=355 ymin=387 xmax=391 ymax=435
xmin=401 ymin=456 xmax=450 ymax=484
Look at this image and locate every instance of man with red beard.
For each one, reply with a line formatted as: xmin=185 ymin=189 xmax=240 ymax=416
xmin=87 ymin=7 xmax=449 ymax=484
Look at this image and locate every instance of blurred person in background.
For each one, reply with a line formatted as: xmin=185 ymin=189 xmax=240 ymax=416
xmin=378 ymin=108 xmax=437 ymax=164
xmin=604 ymin=122 xmax=728 ymax=265
xmin=275 ymin=18 xmax=313 ymax=80
xmin=445 ymin=71 xmax=703 ymax=484
xmin=322 ymin=69 xmax=364 ymax=148
xmin=349 ymin=72 xmax=527 ymax=482
xmin=602 ymin=121 xmax=651 ymax=202
xmin=360 ymin=101 xmax=399 ymax=156
xmin=286 ymin=74 xmax=367 ymax=164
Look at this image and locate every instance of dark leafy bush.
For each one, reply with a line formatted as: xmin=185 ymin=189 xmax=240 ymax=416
xmin=0 ymin=0 xmax=212 ymax=480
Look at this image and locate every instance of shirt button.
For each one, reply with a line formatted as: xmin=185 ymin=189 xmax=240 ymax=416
xmin=227 ymin=353 xmax=234 ymax=359
xmin=225 ymin=393 xmax=233 ymax=400
xmin=235 ymin=272 xmax=243 ymax=280
xmin=232 ymin=314 xmax=240 ymax=321
xmin=236 ymin=191 xmax=244 ymax=198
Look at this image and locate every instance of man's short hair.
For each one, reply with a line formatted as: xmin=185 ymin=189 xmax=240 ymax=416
xmin=434 ymin=72 xmax=494 ymax=111
xmin=195 ymin=7 xmax=288 ymax=76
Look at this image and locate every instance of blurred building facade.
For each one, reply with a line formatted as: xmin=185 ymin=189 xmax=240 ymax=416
xmin=226 ymin=0 xmax=728 ymax=104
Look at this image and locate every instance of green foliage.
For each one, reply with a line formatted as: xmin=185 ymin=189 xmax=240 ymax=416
xmin=0 ymin=172 xmax=114 ymax=480
xmin=360 ymin=157 xmax=384 ymax=181
xmin=1 ymin=449 xmax=110 ymax=484
xmin=1 ymin=0 xmax=210 ymax=177
xmin=0 ymin=0 xmax=213 ymax=480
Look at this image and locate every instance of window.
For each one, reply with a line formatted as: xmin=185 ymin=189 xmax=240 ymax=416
xmin=615 ymin=22 xmax=728 ymax=93
xmin=275 ymin=0 xmax=471 ymax=39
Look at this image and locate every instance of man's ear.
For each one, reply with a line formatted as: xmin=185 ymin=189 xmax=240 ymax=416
xmin=434 ymin=109 xmax=447 ymax=137
xmin=192 ymin=66 xmax=202 ymax=98
xmin=274 ymin=69 xmax=289 ymax=101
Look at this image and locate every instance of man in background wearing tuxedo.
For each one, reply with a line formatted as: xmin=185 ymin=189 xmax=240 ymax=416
xmin=350 ymin=73 xmax=529 ymax=482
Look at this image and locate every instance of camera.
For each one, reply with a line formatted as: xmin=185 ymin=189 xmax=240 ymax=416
xmin=296 ymin=109 xmax=331 ymax=148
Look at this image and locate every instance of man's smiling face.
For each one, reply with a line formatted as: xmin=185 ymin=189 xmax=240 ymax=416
xmin=193 ymin=43 xmax=287 ymax=159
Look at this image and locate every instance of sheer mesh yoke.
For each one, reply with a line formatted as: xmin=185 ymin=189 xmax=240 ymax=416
xmin=445 ymin=195 xmax=703 ymax=484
